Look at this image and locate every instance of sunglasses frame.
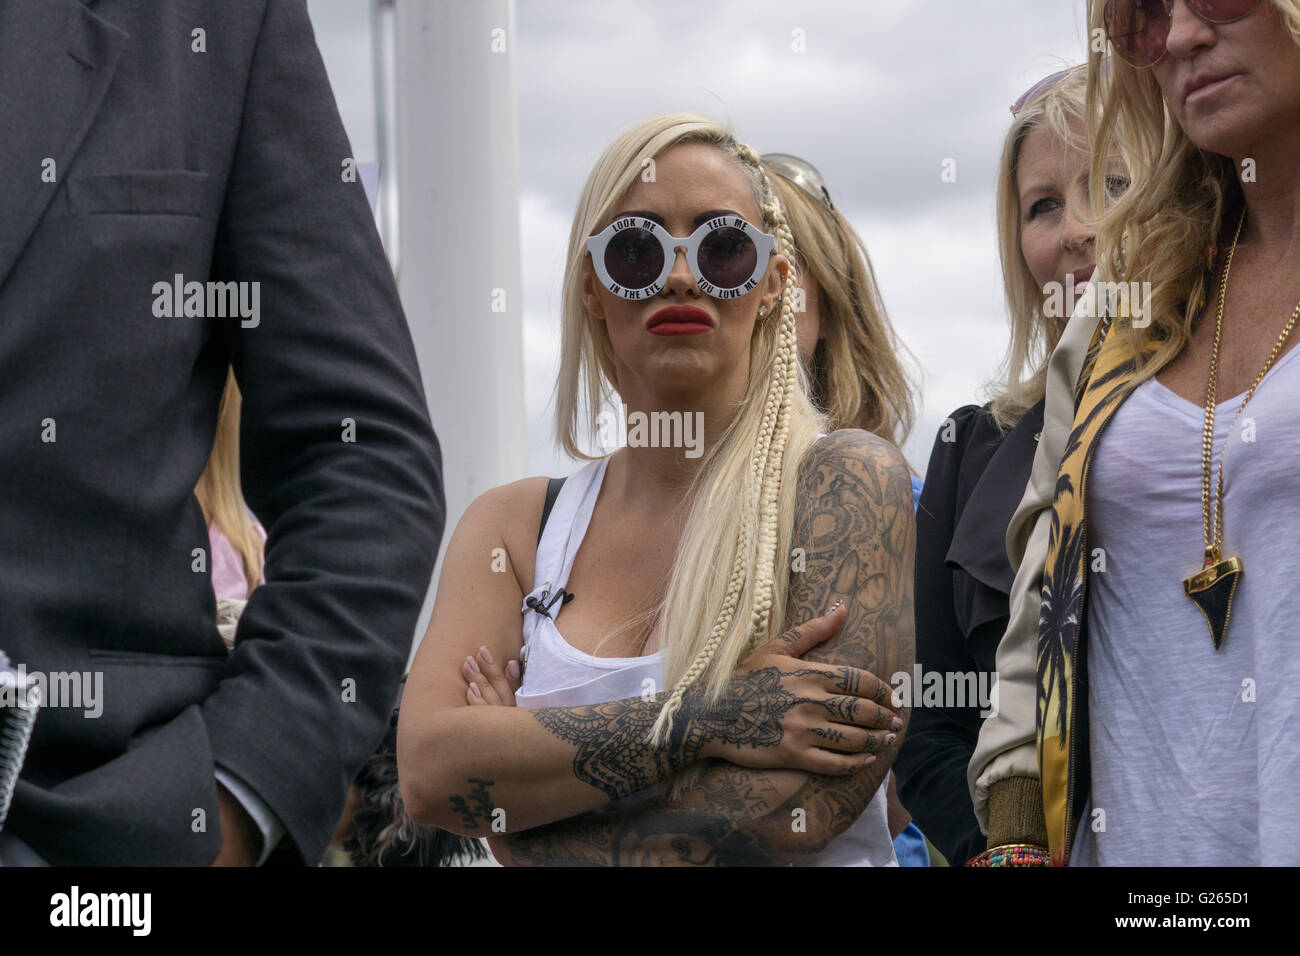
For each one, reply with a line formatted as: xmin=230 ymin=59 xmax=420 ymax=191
xmin=1010 ymin=67 xmax=1078 ymax=116
xmin=1104 ymin=0 xmax=1264 ymax=68
xmin=585 ymin=215 xmax=776 ymax=301
xmin=762 ymin=153 xmax=835 ymax=211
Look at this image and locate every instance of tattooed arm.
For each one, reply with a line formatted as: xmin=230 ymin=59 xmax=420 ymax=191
xmin=398 ymin=476 xmax=893 ymax=837
xmin=497 ymin=430 xmax=917 ymax=865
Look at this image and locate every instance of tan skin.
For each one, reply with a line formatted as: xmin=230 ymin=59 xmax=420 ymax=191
xmin=1017 ymin=122 xmax=1102 ymax=318
xmin=1149 ymin=0 xmax=1300 ymax=401
xmin=398 ymin=142 xmax=913 ymax=864
xmin=211 ymin=783 xmax=260 ymax=865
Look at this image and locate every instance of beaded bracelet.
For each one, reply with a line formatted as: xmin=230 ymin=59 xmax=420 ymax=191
xmin=966 ymin=843 xmax=1051 ymax=867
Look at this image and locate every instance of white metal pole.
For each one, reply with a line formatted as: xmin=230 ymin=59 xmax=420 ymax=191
xmin=393 ymin=0 xmax=525 ymax=653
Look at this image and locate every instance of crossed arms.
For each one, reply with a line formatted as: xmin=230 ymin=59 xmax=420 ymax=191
xmin=398 ymin=429 xmax=915 ymax=864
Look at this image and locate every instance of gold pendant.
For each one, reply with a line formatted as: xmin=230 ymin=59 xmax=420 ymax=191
xmin=1183 ymin=556 xmax=1243 ymax=651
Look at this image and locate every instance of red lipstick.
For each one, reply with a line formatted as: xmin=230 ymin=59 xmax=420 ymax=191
xmin=647 ymin=305 xmax=715 ymax=336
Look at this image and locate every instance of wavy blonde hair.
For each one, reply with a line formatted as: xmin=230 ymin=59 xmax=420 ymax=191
xmin=765 ymin=172 xmax=916 ymax=445
xmin=195 ymin=368 xmax=262 ymax=590
xmin=554 ymin=113 xmax=829 ymax=742
xmin=988 ymin=64 xmax=1093 ymax=430
xmin=1085 ymin=0 xmax=1300 ymax=380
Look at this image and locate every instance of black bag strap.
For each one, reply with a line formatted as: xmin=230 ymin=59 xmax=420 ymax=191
xmin=537 ymin=476 xmax=567 ymax=546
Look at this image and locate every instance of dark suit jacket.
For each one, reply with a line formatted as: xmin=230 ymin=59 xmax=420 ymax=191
xmin=0 ymin=0 xmax=444 ymax=864
xmin=894 ymin=400 xmax=1044 ymax=866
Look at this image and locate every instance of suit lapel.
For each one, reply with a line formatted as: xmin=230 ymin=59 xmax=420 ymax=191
xmin=0 ymin=0 xmax=126 ymax=289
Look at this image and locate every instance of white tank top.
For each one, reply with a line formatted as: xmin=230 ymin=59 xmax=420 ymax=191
xmin=517 ymin=449 xmax=897 ymax=866
xmin=1071 ymin=343 xmax=1300 ymax=865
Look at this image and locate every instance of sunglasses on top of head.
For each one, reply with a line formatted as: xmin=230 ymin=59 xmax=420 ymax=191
xmin=585 ymin=215 xmax=776 ymax=301
xmin=1104 ymin=0 xmax=1264 ymax=68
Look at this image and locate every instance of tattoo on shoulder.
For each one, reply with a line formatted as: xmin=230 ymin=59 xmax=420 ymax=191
xmin=788 ymin=430 xmax=914 ymax=672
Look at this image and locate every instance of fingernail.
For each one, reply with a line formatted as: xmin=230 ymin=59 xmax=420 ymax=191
xmin=885 ymin=733 xmax=897 ymax=746
xmin=825 ymin=600 xmax=842 ymax=614
xmin=467 ymin=656 xmax=481 ymax=674
xmin=479 ymin=646 xmax=494 ymax=665
xmin=469 ymin=682 xmax=482 ymax=697
xmin=507 ymin=660 xmax=520 ymax=681
xmin=863 ymin=755 xmax=877 ymax=766
xmin=891 ymin=717 xmax=903 ymax=731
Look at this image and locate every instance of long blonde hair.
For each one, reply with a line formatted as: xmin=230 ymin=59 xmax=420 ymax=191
xmin=195 ymin=368 xmax=262 ymax=590
xmin=555 ymin=113 xmax=829 ymax=742
xmin=988 ymin=65 xmax=1092 ymax=430
xmin=1085 ymin=0 xmax=1300 ymax=381
xmin=765 ymin=172 xmax=916 ymax=445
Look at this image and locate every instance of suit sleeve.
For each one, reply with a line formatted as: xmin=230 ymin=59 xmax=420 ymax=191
xmin=894 ymin=406 xmax=986 ymax=865
xmin=202 ymin=0 xmax=444 ymax=864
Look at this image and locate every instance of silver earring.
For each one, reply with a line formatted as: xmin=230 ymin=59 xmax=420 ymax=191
xmin=758 ymin=306 xmax=767 ymax=317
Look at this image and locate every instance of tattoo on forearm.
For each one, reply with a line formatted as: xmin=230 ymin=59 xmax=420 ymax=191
xmin=503 ymin=766 xmax=787 ymax=867
xmin=530 ymin=694 xmax=707 ymax=802
xmin=531 ymin=666 xmax=820 ymax=800
xmin=448 ymin=777 xmax=497 ymax=831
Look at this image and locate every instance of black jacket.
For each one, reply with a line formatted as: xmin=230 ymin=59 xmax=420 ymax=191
xmin=1 ymin=0 xmax=444 ymax=864
xmin=894 ymin=399 xmax=1044 ymax=865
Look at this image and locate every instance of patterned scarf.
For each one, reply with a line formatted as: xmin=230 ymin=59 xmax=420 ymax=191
xmin=1036 ymin=313 xmax=1162 ymax=864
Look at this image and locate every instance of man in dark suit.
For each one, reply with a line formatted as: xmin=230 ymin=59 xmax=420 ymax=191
xmin=0 ymin=0 xmax=444 ymax=864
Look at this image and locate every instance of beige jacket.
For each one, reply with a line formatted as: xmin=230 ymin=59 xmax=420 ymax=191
xmin=968 ymin=283 xmax=1105 ymax=837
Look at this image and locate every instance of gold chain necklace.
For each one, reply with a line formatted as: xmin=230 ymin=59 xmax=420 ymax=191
xmin=1184 ymin=209 xmax=1300 ymax=650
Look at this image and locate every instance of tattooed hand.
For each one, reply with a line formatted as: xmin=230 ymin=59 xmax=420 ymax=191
xmin=695 ymin=601 xmax=903 ymax=776
xmin=461 ymin=644 xmax=522 ymax=707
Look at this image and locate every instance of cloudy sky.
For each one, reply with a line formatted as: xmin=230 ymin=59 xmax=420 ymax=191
xmin=307 ymin=0 xmax=1093 ymax=473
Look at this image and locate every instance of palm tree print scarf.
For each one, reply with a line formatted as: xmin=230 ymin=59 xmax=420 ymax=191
xmin=1037 ymin=313 xmax=1162 ymax=864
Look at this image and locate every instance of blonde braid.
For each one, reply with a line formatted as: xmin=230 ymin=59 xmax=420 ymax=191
xmin=746 ymin=185 xmax=801 ymax=645
xmin=650 ymin=142 xmax=801 ymax=742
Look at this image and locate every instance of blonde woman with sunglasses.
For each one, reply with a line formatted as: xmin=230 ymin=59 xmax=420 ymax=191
xmin=976 ymin=0 xmax=1300 ymax=866
xmin=397 ymin=114 xmax=915 ymax=866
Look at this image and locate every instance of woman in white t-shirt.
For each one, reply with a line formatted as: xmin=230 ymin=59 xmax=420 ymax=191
xmin=396 ymin=113 xmax=916 ymax=865
xmin=979 ymin=0 xmax=1300 ymax=865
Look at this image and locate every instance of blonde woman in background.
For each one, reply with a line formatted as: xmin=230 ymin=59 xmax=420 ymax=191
xmin=398 ymin=113 xmax=915 ymax=865
xmin=896 ymin=65 xmax=1127 ymax=866
xmin=195 ymin=368 xmax=266 ymax=649
xmin=978 ymin=0 xmax=1300 ymax=865
xmin=761 ymin=155 xmax=916 ymax=447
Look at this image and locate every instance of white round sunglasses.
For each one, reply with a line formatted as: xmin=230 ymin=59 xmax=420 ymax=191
xmin=585 ymin=214 xmax=776 ymax=301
